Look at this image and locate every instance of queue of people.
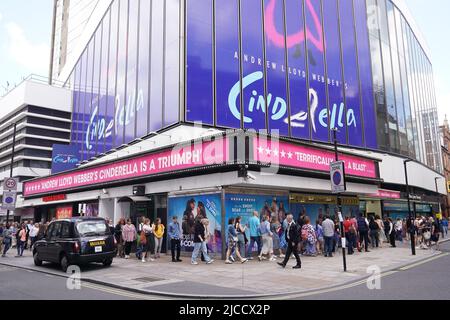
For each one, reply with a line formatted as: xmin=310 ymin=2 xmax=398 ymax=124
xmin=1 ymin=220 xmax=47 ymax=258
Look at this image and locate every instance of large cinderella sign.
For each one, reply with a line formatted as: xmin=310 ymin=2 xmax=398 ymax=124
xmin=186 ymin=0 xmax=377 ymax=149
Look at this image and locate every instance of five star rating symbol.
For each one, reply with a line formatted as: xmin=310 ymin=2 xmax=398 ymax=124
xmin=258 ymin=146 xmax=293 ymax=159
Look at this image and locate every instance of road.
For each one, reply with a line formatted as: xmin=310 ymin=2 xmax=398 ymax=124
xmin=282 ymin=241 xmax=450 ymax=300
xmin=0 ymin=265 xmax=163 ymax=300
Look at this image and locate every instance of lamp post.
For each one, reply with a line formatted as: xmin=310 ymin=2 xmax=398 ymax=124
xmin=5 ymin=123 xmax=17 ymax=225
xmin=332 ymin=128 xmax=347 ymax=272
xmin=404 ymin=159 xmax=415 ymax=255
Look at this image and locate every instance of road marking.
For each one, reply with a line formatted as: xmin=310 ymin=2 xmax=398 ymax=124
xmin=275 ymin=253 xmax=450 ymax=300
xmin=81 ymin=282 xmax=170 ymax=300
xmin=271 ymin=270 xmax=399 ymax=300
xmin=399 ymin=253 xmax=449 ymax=271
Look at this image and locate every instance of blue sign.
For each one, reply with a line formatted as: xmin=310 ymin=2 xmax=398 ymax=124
xmin=186 ymin=0 xmax=377 ymax=148
xmin=51 ymin=144 xmax=81 ymax=174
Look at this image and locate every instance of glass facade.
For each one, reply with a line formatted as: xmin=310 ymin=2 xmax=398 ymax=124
xmin=68 ymin=0 xmax=442 ymax=173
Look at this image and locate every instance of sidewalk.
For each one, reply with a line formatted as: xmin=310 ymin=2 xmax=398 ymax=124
xmin=0 ymin=240 xmax=446 ymax=298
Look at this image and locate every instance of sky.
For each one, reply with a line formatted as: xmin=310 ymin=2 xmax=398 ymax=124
xmin=0 ymin=0 xmax=448 ymax=124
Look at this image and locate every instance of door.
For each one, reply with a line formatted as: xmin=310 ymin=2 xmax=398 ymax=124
xmin=47 ymin=222 xmax=62 ymax=263
xmin=38 ymin=223 xmax=53 ymax=260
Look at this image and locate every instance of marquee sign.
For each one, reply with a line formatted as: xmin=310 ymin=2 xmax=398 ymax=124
xmin=24 ymin=138 xmax=229 ymax=197
xmin=253 ymin=137 xmax=378 ymax=179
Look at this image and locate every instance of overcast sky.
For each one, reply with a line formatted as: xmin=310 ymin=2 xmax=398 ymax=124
xmin=0 ymin=0 xmax=448 ymax=124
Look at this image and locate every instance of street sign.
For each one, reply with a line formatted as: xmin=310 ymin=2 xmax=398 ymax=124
xmin=3 ymin=178 xmax=18 ymax=191
xmin=330 ymin=161 xmax=346 ymax=194
xmin=2 ymin=191 xmax=17 ymax=210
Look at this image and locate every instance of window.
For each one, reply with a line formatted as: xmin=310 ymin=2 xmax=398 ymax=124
xmin=61 ymin=222 xmax=71 ymax=238
xmin=50 ymin=222 xmax=62 ymax=239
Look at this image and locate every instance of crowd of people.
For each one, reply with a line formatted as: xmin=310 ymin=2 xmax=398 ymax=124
xmin=223 ymin=206 xmax=449 ymax=269
xmin=0 ymin=220 xmax=48 ymax=258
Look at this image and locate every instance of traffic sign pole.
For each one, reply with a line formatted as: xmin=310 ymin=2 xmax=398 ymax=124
xmin=332 ymin=128 xmax=347 ymax=273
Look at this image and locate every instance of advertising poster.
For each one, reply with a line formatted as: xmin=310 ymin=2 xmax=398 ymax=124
xmin=225 ymin=193 xmax=290 ymax=247
xmin=168 ymin=194 xmax=222 ymax=256
xmin=56 ymin=206 xmax=73 ymax=220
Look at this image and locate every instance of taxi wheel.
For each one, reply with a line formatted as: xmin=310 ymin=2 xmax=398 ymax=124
xmin=60 ymin=255 xmax=69 ymax=272
xmin=33 ymin=252 xmax=43 ymax=267
xmin=103 ymin=258 xmax=113 ymax=267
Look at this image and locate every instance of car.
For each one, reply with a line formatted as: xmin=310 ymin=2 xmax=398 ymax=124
xmin=33 ymin=217 xmax=117 ymax=272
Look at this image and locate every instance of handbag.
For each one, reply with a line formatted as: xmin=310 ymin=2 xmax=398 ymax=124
xmin=140 ymin=231 xmax=147 ymax=245
xmin=423 ymin=231 xmax=431 ymax=241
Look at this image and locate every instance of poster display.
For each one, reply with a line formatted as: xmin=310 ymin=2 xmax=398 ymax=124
xmin=168 ymin=194 xmax=222 ymax=255
xmin=225 ymin=193 xmax=290 ymax=242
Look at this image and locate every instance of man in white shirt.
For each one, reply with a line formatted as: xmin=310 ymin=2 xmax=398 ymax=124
xmin=322 ymin=216 xmax=335 ymax=257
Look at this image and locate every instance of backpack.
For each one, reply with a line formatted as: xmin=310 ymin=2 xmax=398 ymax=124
xmin=357 ymin=217 xmax=368 ymax=232
xmin=140 ymin=231 xmax=147 ymax=245
xmin=301 ymin=228 xmax=308 ymax=241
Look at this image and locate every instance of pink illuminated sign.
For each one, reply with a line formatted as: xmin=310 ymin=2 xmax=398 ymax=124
xmin=368 ymin=189 xmax=401 ymax=199
xmin=253 ymin=137 xmax=378 ymax=179
xmin=265 ymin=0 xmax=324 ymax=51
xmin=24 ymin=139 xmax=228 ymax=197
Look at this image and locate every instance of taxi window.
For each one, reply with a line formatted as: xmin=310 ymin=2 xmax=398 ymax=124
xmin=61 ymin=222 xmax=71 ymax=238
xmin=50 ymin=222 xmax=62 ymax=239
xmin=76 ymin=221 xmax=108 ymax=237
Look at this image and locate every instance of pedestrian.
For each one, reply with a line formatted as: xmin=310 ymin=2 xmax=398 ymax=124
xmin=431 ymin=218 xmax=441 ymax=251
xmin=277 ymin=214 xmax=302 ymax=269
xmin=322 ymin=215 xmax=335 ymax=257
xmin=301 ymin=217 xmax=317 ymax=257
xmin=357 ymin=213 xmax=370 ymax=252
xmin=375 ymin=215 xmax=385 ymax=247
xmin=369 ymin=216 xmax=380 ymax=249
xmin=246 ymin=211 xmax=262 ymax=260
xmin=191 ymin=219 xmax=214 ymax=265
xmin=153 ymin=218 xmax=165 ymax=259
xmin=278 ymin=202 xmax=287 ymax=224
xmin=0 ymin=223 xmax=4 ymax=254
xmin=235 ymin=217 xmax=247 ymax=260
xmin=142 ymin=219 xmax=155 ymax=262
xmin=122 ymin=219 xmax=137 ymax=259
xmin=258 ymin=215 xmax=276 ymax=262
xmin=442 ymin=218 xmax=448 ymax=238
xmin=343 ymin=216 xmax=356 ymax=255
xmin=315 ymin=219 xmax=324 ymax=256
xmin=271 ymin=216 xmax=284 ymax=258
xmin=2 ymin=224 xmax=13 ymax=257
xmin=395 ymin=218 xmax=403 ymax=243
xmin=16 ymin=224 xmax=27 ymax=257
xmin=225 ymin=218 xmax=248 ymax=264
xmin=388 ymin=218 xmax=396 ymax=248
xmin=29 ymin=223 xmax=39 ymax=250
xmin=168 ymin=216 xmax=182 ymax=263
xmin=115 ymin=218 xmax=126 ymax=258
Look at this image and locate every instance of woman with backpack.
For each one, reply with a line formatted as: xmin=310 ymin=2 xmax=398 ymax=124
xmin=301 ymin=217 xmax=317 ymax=257
xmin=225 ymin=218 xmax=248 ymax=264
xmin=140 ymin=219 xmax=155 ymax=263
xmin=369 ymin=216 xmax=380 ymax=249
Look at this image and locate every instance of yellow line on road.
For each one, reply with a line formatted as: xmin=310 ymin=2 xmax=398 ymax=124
xmin=399 ymin=253 xmax=449 ymax=271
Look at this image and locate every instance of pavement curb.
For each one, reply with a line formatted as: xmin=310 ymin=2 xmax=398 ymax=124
xmin=1 ymin=240 xmax=448 ymax=299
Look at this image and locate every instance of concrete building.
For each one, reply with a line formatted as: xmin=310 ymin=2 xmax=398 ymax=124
xmin=0 ymin=76 xmax=71 ymax=221
xmin=440 ymin=116 xmax=450 ymax=217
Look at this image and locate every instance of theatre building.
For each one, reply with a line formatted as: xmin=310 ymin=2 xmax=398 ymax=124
xmin=18 ymin=0 xmax=447 ymax=258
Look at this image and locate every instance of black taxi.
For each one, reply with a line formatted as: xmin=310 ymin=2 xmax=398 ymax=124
xmin=33 ymin=217 xmax=117 ymax=272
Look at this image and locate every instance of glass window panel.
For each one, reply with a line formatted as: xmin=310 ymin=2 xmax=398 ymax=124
xmin=98 ymin=11 xmax=111 ymax=154
xmin=185 ymin=0 xmax=214 ymax=125
xmin=215 ymin=0 xmax=241 ymax=129
xmin=264 ymin=0 xmax=289 ymax=136
xmin=83 ymin=41 xmax=94 ymax=160
xmin=106 ymin=1 xmax=119 ymax=152
xmin=124 ymin=0 xmax=139 ymax=143
xmin=114 ymin=0 xmax=129 ymax=148
xmin=241 ymin=0 xmax=266 ymax=131
xmin=354 ymin=0 xmax=377 ymax=149
xmin=150 ymin=0 xmax=165 ymax=131
xmin=323 ymin=0 xmax=346 ymax=144
xmin=164 ymin=0 xmax=181 ymax=127
xmin=306 ymin=0 xmax=328 ymax=142
xmin=285 ymin=0 xmax=310 ymax=140
xmin=90 ymin=27 xmax=102 ymax=157
xmin=136 ymin=0 xmax=151 ymax=138
xmin=339 ymin=0 xmax=363 ymax=147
